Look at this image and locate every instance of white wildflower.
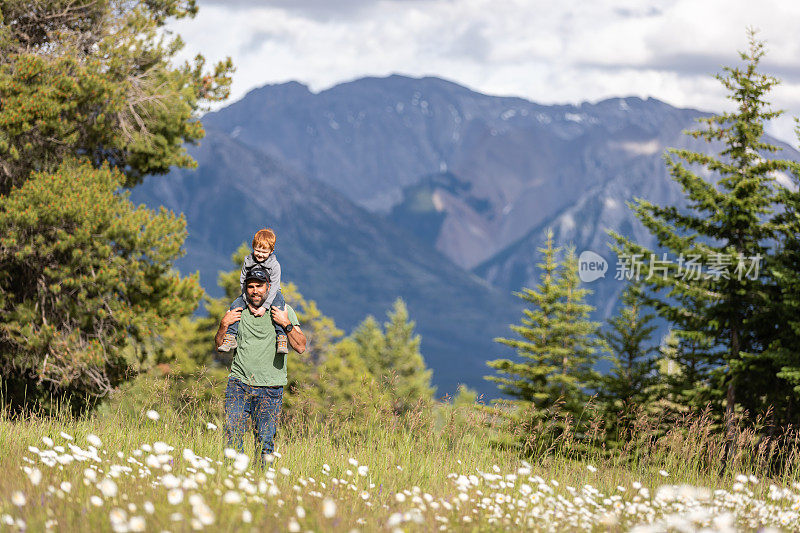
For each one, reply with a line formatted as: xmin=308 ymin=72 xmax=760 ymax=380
xmin=28 ymin=467 xmax=42 ymax=486
xmin=152 ymin=442 xmax=172 ymax=455
xmin=99 ymin=478 xmax=118 ymax=498
xmin=358 ymin=465 xmax=369 ymax=477
xmin=288 ymin=519 xmax=300 ymax=532
xmin=43 ymin=436 xmax=54 ymax=447
xmin=60 ymin=431 xmax=74 ymax=441
xmin=322 ymin=498 xmax=336 ymax=518
xmin=60 ymin=481 xmax=72 ymax=493
xmin=143 ymin=501 xmax=155 ymax=514
xmin=87 ymin=434 xmax=103 ymax=448
xmin=296 ymin=506 xmax=305 ymax=519
xmin=242 ymin=509 xmax=252 ymax=523
xmin=11 ymin=491 xmax=26 ymax=507
xmin=91 ymin=495 xmax=103 ymax=507
xmin=348 ymin=458 xmax=359 ymax=467
xmin=659 ymin=470 xmax=670 ymax=477
xmin=587 ymin=465 xmax=597 ymax=473
xmin=161 ymin=474 xmax=181 ymax=489
xmin=128 ymin=516 xmax=146 ymax=532
xmin=145 ymin=410 xmax=160 ymax=421
xmin=206 ymin=422 xmax=217 ymax=431
xmin=223 ymin=491 xmax=242 ymax=504
xmin=167 ymin=489 xmax=183 ymax=505
xmin=224 ymin=448 xmax=238 ymax=459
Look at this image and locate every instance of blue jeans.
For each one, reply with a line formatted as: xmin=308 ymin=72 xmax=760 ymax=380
xmin=226 ymin=290 xmax=286 ymax=337
xmin=224 ymin=377 xmax=283 ymax=459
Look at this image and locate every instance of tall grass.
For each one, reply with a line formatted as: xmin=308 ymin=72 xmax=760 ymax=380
xmin=1 ymin=372 xmax=799 ymax=531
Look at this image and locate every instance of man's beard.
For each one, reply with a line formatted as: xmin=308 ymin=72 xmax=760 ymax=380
xmin=248 ymin=294 xmax=264 ymax=307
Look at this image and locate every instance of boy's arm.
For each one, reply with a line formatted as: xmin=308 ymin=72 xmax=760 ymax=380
xmin=261 ymin=254 xmax=281 ymax=308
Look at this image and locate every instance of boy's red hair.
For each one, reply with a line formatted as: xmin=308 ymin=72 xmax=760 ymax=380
xmin=252 ymin=228 xmax=276 ymax=251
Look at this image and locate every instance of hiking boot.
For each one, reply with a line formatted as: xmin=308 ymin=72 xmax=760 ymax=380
xmin=218 ymin=333 xmax=237 ymax=353
xmin=276 ymin=334 xmax=288 ymax=354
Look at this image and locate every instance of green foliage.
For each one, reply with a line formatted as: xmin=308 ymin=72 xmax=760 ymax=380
xmin=759 ymin=124 xmax=800 ymax=427
xmin=0 ymin=0 xmax=231 ymax=411
xmin=654 ymin=329 xmax=716 ymax=420
xmin=609 ymin=31 xmax=799 ymax=426
xmin=0 ymin=0 xmax=233 ymax=192
xmin=597 ymin=282 xmax=659 ymax=443
xmin=487 ymin=230 xmax=603 ymax=422
xmin=353 ymin=299 xmax=435 ymax=414
xmin=0 ymin=161 xmax=198 ymax=411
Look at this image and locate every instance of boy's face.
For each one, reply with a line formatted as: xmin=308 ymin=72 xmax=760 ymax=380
xmin=253 ymin=246 xmax=272 ymax=262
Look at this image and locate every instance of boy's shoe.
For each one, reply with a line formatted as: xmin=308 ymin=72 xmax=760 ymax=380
xmin=218 ymin=333 xmax=238 ymax=353
xmin=276 ymin=334 xmax=288 ymax=354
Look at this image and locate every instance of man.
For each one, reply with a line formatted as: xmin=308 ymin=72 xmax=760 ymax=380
xmin=215 ymin=266 xmax=306 ymax=464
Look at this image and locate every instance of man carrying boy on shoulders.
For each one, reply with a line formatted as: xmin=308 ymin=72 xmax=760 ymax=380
xmin=215 ymin=266 xmax=306 ymax=465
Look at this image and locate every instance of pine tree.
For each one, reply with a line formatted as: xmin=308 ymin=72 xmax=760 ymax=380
xmin=487 ymin=230 xmax=603 ymax=429
xmin=0 ymin=1 xmax=232 ymax=409
xmin=657 ymin=329 xmax=716 ymax=418
xmin=609 ymin=32 xmax=794 ymax=429
xmin=0 ymin=162 xmax=198 ymax=411
xmin=351 ymin=300 xmax=435 ymax=414
xmin=597 ymin=282 xmax=659 ymax=442
xmin=311 ymin=338 xmax=387 ymax=421
xmin=760 ymin=130 xmax=800 ymax=427
xmin=0 ymin=0 xmax=233 ymax=192
xmin=382 ymin=299 xmax=435 ymax=413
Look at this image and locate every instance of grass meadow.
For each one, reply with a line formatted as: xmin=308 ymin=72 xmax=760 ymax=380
xmin=2 ymin=372 xmax=800 ymax=532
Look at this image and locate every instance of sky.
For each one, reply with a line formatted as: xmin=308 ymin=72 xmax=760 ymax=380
xmin=169 ymin=0 xmax=800 ymax=144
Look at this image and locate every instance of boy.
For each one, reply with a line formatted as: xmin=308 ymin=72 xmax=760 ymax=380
xmin=217 ymin=228 xmax=289 ymax=354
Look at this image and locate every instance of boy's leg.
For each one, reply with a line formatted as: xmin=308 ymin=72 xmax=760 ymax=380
xmin=252 ymin=386 xmax=284 ymax=468
xmin=218 ymin=295 xmax=246 ymax=352
xmin=226 ymin=295 xmax=247 ymax=335
xmin=272 ymin=290 xmax=289 ymax=355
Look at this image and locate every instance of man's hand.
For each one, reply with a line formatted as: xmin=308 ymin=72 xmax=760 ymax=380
xmin=270 ymin=306 xmax=291 ymax=328
xmin=216 ymin=307 xmax=242 ymax=349
xmin=221 ymin=308 xmax=243 ymax=327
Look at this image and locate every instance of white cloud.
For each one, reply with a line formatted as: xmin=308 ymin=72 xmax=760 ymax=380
xmin=175 ymin=0 xmax=800 ymax=144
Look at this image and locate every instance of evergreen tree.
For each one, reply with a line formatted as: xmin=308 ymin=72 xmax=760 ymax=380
xmin=0 ymin=162 xmax=197 ymax=411
xmin=760 ymin=129 xmax=800 ymax=427
xmin=609 ymin=32 xmax=794 ymax=428
xmin=351 ymin=316 xmax=386 ymax=375
xmin=351 ymin=300 xmax=435 ymax=414
xmin=487 ymin=230 xmax=603 ymax=427
xmin=312 ymin=338 xmax=387 ymax=421
xmin=0 ymin=0 xmax=233 ymax=192
xmin=0 ymin=0 xmax=232 ymax=409
xmin=597 ymin=282 xmax=659 ymax=442
xmin=382 ymin=299 xmax=435 ymax=413
xmin=656 ymin=329 xmax=716 ymax=419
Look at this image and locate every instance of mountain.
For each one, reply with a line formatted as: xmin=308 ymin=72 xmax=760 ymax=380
xmin=202 ymin=76 xmax=704 ymax=270
xmin=130 ymin=131 xmax=521 ymax=397
xmin=201 ymin=75 xmax=799 ymax=323
xmin=132 ymin=74 xmax=800 ymax=397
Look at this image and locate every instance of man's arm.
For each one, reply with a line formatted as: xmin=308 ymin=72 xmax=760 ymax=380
xmin=215 ymin=308 xmax=243 ymax=348
xmin=270 ymin=306 xmax=306 ymax=354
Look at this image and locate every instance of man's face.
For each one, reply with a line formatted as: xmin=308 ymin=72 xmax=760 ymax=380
xmin=246 ymin=280 xmax=268 ymax=307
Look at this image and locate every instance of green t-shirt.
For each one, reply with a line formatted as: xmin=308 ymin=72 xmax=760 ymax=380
xmin=230 ymin=305 xmax=300 ymax=387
